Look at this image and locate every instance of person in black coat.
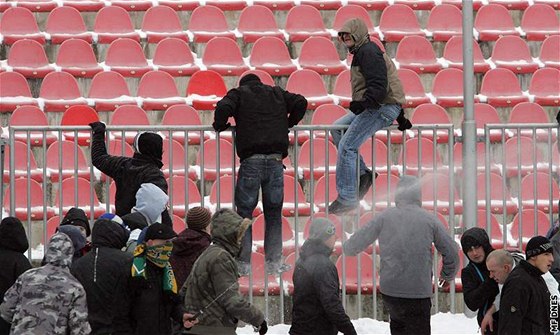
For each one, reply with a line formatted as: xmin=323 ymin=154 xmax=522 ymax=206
xmin=71 ymin=213 xmax=132 ymax=335
xmin=0 ymin=217 xmax=32 ymax=335
xmin=89 ymin=121 xmax=172 ymax=226
xmin=289 ymin=218 xmax=357 ymax=335
xmin=499 ymin=236 xmax=554 ymax=335
xmin=60 ymin=207 xmax=91 ymax=238
xmin=460 ymin=227 xmax=499 ymax=333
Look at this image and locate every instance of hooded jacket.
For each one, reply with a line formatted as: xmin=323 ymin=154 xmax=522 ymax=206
xmin=91 ymin=129 xmax=172 ymax=226
xmin=132 ymin=183 xmax=169 ymax=224
xmin=212 ymin=75 xmax=307 ymax=161
xmin=60 ymin=207 xmax=91 ymax=237
xmin=58 ymin=225 xmax=88 ymax=262
xmin=290 ymin=239 xmax=357 ymax=335
xmin=0 ymin=233 xmax=91 ymax=335
xmin=170 ymin=228 xmax=212 ymax=290
xmin=0 ymin=217 xmax=31 ymax=335
xmin=183 ymin=209 xmax=264 ymax=333
xmin=71 ymin=219 xmax=133 ymax=335
xmin=343 ymin=175 xmax=459 ymax=298
xmin=460 ymin=227 xmax=499 ymax=329
xmin=338 ymin=19 xmax=405 ymax=108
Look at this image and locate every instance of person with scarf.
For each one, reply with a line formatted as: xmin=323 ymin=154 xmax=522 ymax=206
xmin=128 ymin=223 xmax=196 ymax=334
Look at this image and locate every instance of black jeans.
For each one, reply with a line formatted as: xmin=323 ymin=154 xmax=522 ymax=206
xmin=236 ymin=155 xmax=284 ymax=264
xmin=382 ymin=294 xmax=432 ymax=335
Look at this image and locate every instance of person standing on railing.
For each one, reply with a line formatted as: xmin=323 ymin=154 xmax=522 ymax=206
xmin=212 ymin=73 xmax=307 ymax=276
xmin=329 ymin=18 xmax=412 ymax=214
xmin=343 ymin=175 xmax=459 ymax=335
xmin=89 ymin=122 xmax=172 ymax=226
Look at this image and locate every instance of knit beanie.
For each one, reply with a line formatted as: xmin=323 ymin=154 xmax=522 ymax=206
xmin=60 ymin=207 xmax=91 ymax=237
xmin=186 ymin=206 xmax=212 ymax=231
xmin=239 ymin=73 xmax=261 ymax=86
xmin=308 ymin=218 xmax=336 ymax=242
xmin=526 ymin=235 xmax=553 ymax=259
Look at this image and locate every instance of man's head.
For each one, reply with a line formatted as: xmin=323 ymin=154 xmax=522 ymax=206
xmin=461 ymin=227 xmax=493 ymax=264
xmin=239 ymin=73 xmax=261 ymax=86
xmin=60 ymin=207 xmax=90 ymax=237
xmin=308 ymin=218 xmax=337 ymax=250
xmin=92 ymin=213 xmax=130 ymax=250
xmin=337 ymin=18 xmax=370 ymax=53
xmin=186 ymin=206 xmax=212 ymax=233
xmin=144 ymin=223 xmax=177 ymax=247
xmin=526 ymin=235 xmax=554 ymax=273
xmin=486 ymin=249 xmax=514 ymax=284
xmin=133 ymin=132 xmax=163 ymax=161
xmin=132 ymin=183 xmax=169 ymax=225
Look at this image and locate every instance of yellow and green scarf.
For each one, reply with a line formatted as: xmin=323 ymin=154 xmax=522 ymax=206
xmin=131 ymin=241 xmax=178 ymax=294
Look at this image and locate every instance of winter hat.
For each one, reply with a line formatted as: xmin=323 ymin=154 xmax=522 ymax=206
xmin=57 ymin=225 xmax=87 ymax=254
xmin=97 ymin=213 xmax=124 ymax=226
xmin=186 ymin=206 xmax=212 ymax=231
xmin=132 ymin=183 xmax=169 ymax=225
xmin=144 ymin=223 xmax=177 ymax=242
xmin=60 ymin=207 xmax=91 ymax=237
xmin=0 ymin=217 xmax=29 ymax=253
xmin=133 ymin=132 xmax=163 ymax=161
xmin=308 ymin=218 xmax=336 ymax=242
xmin=239 ymin=73 xmax=261 ymax=86
xmin=122 ymin=212 xmax=149 ymax=231
xmin=526 ymin=235 xmax=553 ymax=259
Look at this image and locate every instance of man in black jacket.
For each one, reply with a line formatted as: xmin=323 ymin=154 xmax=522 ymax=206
xmin=71 ymin=213 xmax=132 ymax=335
xmin=460 ymin=227 xmax=500 ymax=334
xmin=289 ymin=218 xmax=356 ymax=335
xmin=213 ymin=73 xmax=307 ymax=276
xmin=89 ymin=121 xmax=172 ymax=226
xmin=499 ymin=236 xmax=555 ymax=335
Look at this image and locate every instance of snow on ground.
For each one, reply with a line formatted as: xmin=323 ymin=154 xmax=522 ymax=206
xmin=237 ymin=312 xmax=480 ymax=334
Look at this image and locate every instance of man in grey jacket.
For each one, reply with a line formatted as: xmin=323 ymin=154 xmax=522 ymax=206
xmin=343 ymin=175 xmax=459 ymax=335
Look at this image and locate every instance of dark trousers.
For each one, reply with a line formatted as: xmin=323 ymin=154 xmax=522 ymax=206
xmin=236 ymin=156 xmax=284 ymax=264
xmin=382 ymin=294 xmax=432 ymax=335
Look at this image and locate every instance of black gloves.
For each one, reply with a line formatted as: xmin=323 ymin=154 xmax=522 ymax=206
xmin=213 ymin=122 xmax=231 ymax=132
xmin=396 ymin=108 xmax=412 ymax=131
xmin=89 ymin=121 xmax=106 ymax=134
xmin=349 ymin=100 xmax=365 ymax=115
xmin=257 ymin=320 xmax=268 ymax=335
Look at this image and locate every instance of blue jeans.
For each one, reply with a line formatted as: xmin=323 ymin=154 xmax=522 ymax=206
xmin=236 ymin=156 xmax=284 ymax=264
xmin=331 ymin=104 xmax=401 ymax=204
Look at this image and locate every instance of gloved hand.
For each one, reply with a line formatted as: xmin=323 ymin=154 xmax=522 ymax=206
xmin=396 ymin=108 xmax=412 ymax=131
xmin=349 ymin=101 xmax=365 ymax=115
xmin=213 ymin=122 xmax=231 ymax=132
xmin=256 ymin=320 xmax=267 ymax=335
xmin=89 ymin=121 xmax=106 ymax=134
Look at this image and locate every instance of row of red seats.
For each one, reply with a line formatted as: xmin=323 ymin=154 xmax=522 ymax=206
xmin=1 ymin=4 xmax=558 ymax=46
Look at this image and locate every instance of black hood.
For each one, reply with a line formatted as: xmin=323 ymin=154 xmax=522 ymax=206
xmin=60 ymin=207 xmax=91 ymax=237
xmin=133 ymin=132 xmax=163 ymax=165
xmin=461 ymin=227 xmax=493 ymax=259
xmin=0 ymin=217 xmax=29 ymax=253
xmin=300 ymin=238 xmax=333 ymax=261
xmin=122 ymin=212 xmax=149 ymax=231
xmin=395 ymin=175 xmax=422 ymax=207
xmin=91 ymin=218 xmax=130 ymax=249
xmin=239 ymin=73 xmax=262 ymax=86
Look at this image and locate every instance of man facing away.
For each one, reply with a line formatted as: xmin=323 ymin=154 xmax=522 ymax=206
xmin=212 ymin=73 xmax=307 ymax=275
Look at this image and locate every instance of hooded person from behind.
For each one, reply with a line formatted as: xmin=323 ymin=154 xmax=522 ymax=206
xmin=60 ymin=207 xmax=91 ymax=238
xmin=0 ymin=233 xmax=91 ymax=335
xmin=57 ymin=225 xmax=88 ymax=262
xmin=0 ymin=217 xmax=32 ymax=335
xmin=71 ymin=214 xmax=133 ymax=335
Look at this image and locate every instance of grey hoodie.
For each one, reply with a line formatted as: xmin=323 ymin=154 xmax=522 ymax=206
xmin=132 ymin=183 xmax=169 ymax=224
xmin=343 ymin=175 xmax=459 ymax=298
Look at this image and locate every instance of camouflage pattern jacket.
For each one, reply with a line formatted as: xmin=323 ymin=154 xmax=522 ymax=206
xmin=0 ymin=233 xmax=91 ymax=335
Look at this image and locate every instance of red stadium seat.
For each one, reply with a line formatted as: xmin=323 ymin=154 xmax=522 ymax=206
xmin=332 ymin=69 xmax=351 ymax=107
xmin=0 ymin=72 xmax=37 ymax=112
xmin=521 ymin=4 xmax=560 ymax=41
xmin=208 ymin=175 xmax=262 ymax=216
xmin=534 ymin=0 xmax=558 ymax=9
xmin=161 ymin=105 xmax=209 ymax=145
xmin=202 ymin=37 xmax=249 ymax=76
xmin=399 ymin=137 xmax=446 ymax=176
xmin=253 ymin=0 xmax=294 ymax=10
xmin=474 ymin=4 xmax=520 ymax=41
xmin=110 ymin=0 xmax=152 ymax=11
xmin=2 ymin=141 xmax=43 ymax=183
xmin=286 ymin=70 xmax=334 ymax=110
xmin=46 ymin=140 xmax=91 ymax=182
xmin=281 ymin=252 xmax=297 ymax=294
xmin=110 ymin=105 xmax=150 ymax=144
xmin=137 ymin=71 xmax=185 ymax=110
xmin=9 ymin=106 xmax=57 ymax=146
xmin=310 ymin=104 xmax=348 ymax=140
xmin=359 ymin=138 xmax=398 ymax=176
xmin=332 ymin=5 xmax=377 ymax=38
xmin=362 ymin=173 xmax=399 ymax=211
xmin=186 ymin=70 xmax=227 ymax=110
xmin=56 ymin=39 xmax=102 ymax=78
xmin=3 ymin=179 xmax=55 ymax=220
xmin=397 ymin=69 xmax=430 ymax=108
xmin=501 ymin=136 xmax=547 ymax=178
xmin=410 ymin=103 xmax=453 ymax=143
xmin=297 ymin=138 xmax=338 ymax=180
xmin=473 ymin=103 xmax=506 ymax=142
xmin=426 ymin=4 xmax=463 ymax=41
xmin=284 ymin=5 xmax=330 ymax=42
xmin=0 ymin=7 xmax=46 ymax=44
xmin=347 ymin=0 xmax=389 ymax=10
xmin=468 ymin=209 xmax=504 ymax=247
xmin=141 ymin=5 xmax=189 ymax=44
xmin=39 ymin=72 xmax=88 ymax=113
xmin=432 ymin=68 xmax=480 ymax=107
xmin=158 ymin=0 xmax=199 ymax=11
xmin=15 ymin=0 xmax=57 ymax=12
xmin=249 ymin=37 xmax=297 ymax=76
xmin=88 ymin=71 xmax=136 ymax=112
xmin=45 ymin=6 xmax=92 ymax=44
xmin=238 ymin=252 xmax=280 ymax=296
xmin=105 ymin=38 xmax=152 ymax=77
xmin=172 ymin=214 xmax=186 ymax=233
xmin=453 ymin=142 xmax=501 ymax=175
xmin=7 ymin=39 xmax=54 ymax=78
xmin=248 ymin=213 xmax=295 ymax=253
xmin=490 ymin=36 xmax=539 ymax=74
xmin=379 ymin=5 xmax=424 ymax=42
xmin=46 ymin=216 xmax=61 ymax=239
xmin=540 ymin=35 xmax=560 ymax=69
xmin=336 ymin=253 xmax=375 ymax=294
xmin=394 ymin=0 xmax=435 ymax=10
xmin=188 ymin=6 xmax=235 ymax=43
xmin=298 ymin=37 xmax=346 ymax=75
xmin=93 ymin=6 xmax=141 ymax=44
xmin=478 ymin=68 xmax=529 ymax=107
xmin=237 ymin=70 xmax=275 ymax=87
xmin=238 ymin=5 xmax=283 ymax=43
xmin=167 ymin=176 xmax=202 ymax=217
xmin=283 ymin=175 xmax=312 ymax=216
xmin=510 ymin=209 xmax=552 ymax=248
xmin=300 ymin=0 xmax=342 ymax=10
xmin=206 ymin=0 xmax=246 ymax=10
xmin=395 ymin=36 xmax=442 ymax=74
xmin=161 ymin=139 xmax=197 ymax=180
xmin=60 ymin=105 xmax=99 ymax=146
xmin=476 ymin=172 xmax=518 ymax=215
xmin=420 ymin=172 xmax=462 ymax=215
xmin=443 ymin=36 xmax=491 ymax=73
xmin=152 ymin=38 xmax=200 ymax=77
xmin=54 ymin=177 xmax=105 ymax=218
xmin=312 ymin=173 xmax=337 ymax=212
xmin=196 ymin=139 xmax=237 ymax=182
xmin=488 ymin=0 xmax=529 ymax=10
xmin=62 ymin=0 xmax=104 ymax=11
xmin=509 ymin=102 xmax=556 ymax=141
xmin=441 ymin=0 xmax=484 ymax=9
xmin=529 ymin=68 xmax=560 ymax=106
xmin=519 ymin=172 xmax=560 ymax=213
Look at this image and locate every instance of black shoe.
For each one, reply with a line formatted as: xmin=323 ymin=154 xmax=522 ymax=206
xmin=358 ymin=171 xmax=374 ymax=200
xmin=328 ymin=199 xmax=359 ymax=215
